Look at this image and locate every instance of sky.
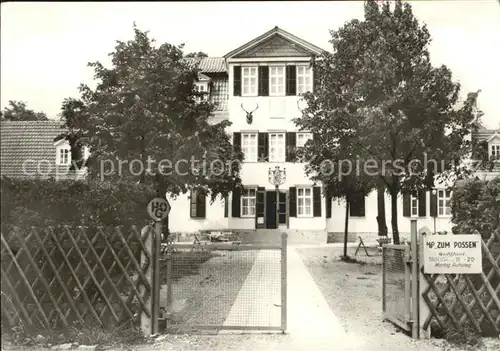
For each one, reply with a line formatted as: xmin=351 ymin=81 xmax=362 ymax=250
xmin=1 ymin=1 xmax=499 ymax=128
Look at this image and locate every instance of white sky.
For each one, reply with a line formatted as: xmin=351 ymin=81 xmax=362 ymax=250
xmin=1 ymin=1 xmax=499 ymax=128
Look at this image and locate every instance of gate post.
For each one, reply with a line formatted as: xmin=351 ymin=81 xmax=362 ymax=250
xmin=141 ymin=226 xmax=154 ymax=336
xmin=281 ymin=232 xmax=287 ymax=333
xmin=418 ymin=232 xmax=431 ymax=339
xmin=151 ymin=219 xmax=162 ymax=334
xmin=410 ymin=219 xmax=419 ymax=339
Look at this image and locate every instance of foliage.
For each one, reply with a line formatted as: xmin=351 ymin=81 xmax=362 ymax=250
xmin=0 ymin=100 xmax=48 ymax=121
xmin=1 ymin=176 xmax=157 ymax=235
xmin=58 ymin=24 xmax=242 ymax=201
xmin=451 ymin=177 xmax=500 ymax=239
xmin=296 ymin=0 xmax=481 ymax=244
xmin=185 ymin=51 xmax=208 ymax=58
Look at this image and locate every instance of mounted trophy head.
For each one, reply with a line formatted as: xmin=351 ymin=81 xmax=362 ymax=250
xmin=241 ymin=103 xmax=259 ymax=124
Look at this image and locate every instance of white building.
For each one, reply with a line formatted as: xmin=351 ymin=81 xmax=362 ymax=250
xmin=167 ymin=26 xmax=500 ymax=244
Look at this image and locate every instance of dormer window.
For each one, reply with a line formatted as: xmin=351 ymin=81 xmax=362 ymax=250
xmin=58 ymin=148 xmax=70 ymax=165
xmin=194 ymin=82 xmax=209 ymax=102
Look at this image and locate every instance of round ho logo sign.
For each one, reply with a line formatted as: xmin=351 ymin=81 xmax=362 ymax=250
xmin=147 ymin=198 xmax=171 ymax=220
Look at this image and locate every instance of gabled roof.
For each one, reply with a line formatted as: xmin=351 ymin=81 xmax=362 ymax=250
xmin=486 ymin=132 xmax=500 ymax=143
xmin=472 ymin=128 xmax=500 ymax=142
xmin=224 ymin=26 xmax=325 ymax=59
xmin=184 ymin=57 xmax=226 ymax=73
xmin=0 ymin=120 xmax=67 ymax=178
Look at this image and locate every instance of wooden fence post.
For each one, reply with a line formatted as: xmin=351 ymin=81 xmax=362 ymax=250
xmin=152 ymin=219 xmax=162 ymax=335
xmin=418 ymin=232 xmax=431 ymax=339
xmin=141 ymin=226 xmax=154 ymax=336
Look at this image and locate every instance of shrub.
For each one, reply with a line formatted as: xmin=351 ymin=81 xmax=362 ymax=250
xmin=1 ymin=176 xmax=158 ymax=235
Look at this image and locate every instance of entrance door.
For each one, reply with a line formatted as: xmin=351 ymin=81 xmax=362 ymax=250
xmin=265 ymin=191 xmax=277 ymax=229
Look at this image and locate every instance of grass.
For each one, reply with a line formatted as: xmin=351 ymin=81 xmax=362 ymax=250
xmin=160 ymin=248 xmax=260 ymax=333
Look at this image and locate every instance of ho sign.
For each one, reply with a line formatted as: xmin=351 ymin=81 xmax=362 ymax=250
xmin=147 ymin=198 xmax=171 ymax=220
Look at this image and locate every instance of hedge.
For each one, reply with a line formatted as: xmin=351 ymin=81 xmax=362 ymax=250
xmin=1 ymin=176 xmax=158 ymax=235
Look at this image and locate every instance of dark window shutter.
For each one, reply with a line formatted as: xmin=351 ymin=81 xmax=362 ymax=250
xmin=312 ymin=66 xmax=319 ymax=94
xmin=313 ymin=186 xmax=322 ymax=217
xmin=418 ymin=191 xmax=426 ymax=217
xmin=256 ymin=187 xmax=265 ymax=228
xmin=233 ymin=66 xmax=241 ymax=96
xmin=258 ymin=133 xmax=269 ymax=162
xmin=350 ymin=191 xmax=365 ymax=217
xmin=231 ymin=187 xmax=241 ymax=217
xmin=326 ymin=192 xmax=332 ymax=219
xmin=289 ymin=187 xmax=297 ymax=217
xmin=197 ymin=192 xmax=206 ymax=218
xmin=278 ymin=192 xmax=287 ymax=224
xmin=233 ymin=132 xmax=241 ymax=154
xmin=285 ymin=132 xmax=296 ymax=162
xmin=430 ymin=190 xmax=437 ymax=217
xmin=190 ymin=190 xmax=197 ymax=218
xmin=258 ymin=66 xmax=269 ymax=96
xmin=224 ymin=196 xmax=228 ymax=218
xmin=403 ymin=193 xmax=410 ymax=217
xmin=286 ymin=65 xmax=296 ymax=96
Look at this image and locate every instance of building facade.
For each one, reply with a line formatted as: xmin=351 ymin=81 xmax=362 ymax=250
xmin=167 ymin=26 xmax=500 ymax=244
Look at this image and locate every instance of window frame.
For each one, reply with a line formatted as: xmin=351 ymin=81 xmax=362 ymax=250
xmin=296 ymin=65 xmax=312 ymax=94
xmin=241 ymin=188 xmax=257 ymax=218
xmin=296 ymin=132 xmax=312 ymax=148
xmin=190 ymin=189 xmax=206 ymax=218
xmin=297 ymin=187 xmax=313 ymax=218
xmin=242 ymin=66 xmax=258 ymax=97
xmin=490 ymin=143 xmax=500 ymax=159
xmin=410 ymin=194 xmax=419 ymax=217
xmin=269 ymin=65 xmax=285 ymax=96
xmin=241 ymin=132 xmax=258 ymax=162
xmin=57 ymin=147 xmax=71 ymax=166
xmin=437 ymin=189 xmax=452 ymax=217
xmin=269 ymin=132 xmax=286 ymax=163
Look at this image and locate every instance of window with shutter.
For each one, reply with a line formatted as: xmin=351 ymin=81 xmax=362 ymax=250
xmin=258 ymin=133 xmax=269 ymax=162
xmin=296 ymin=65 xmax=312 ymax=94
xmin=437 ymin=189 xmax=452 ymax=217
xmin=242 ymin=66 xmax=258 ymax=96
xmin=269 ymin=132 xmax=285 ymax=162
xmin=297 ymin=187 xmax=313 ymax=217
xmin=349 ymin=191 xmax=365 ymax=217
xmin=285 ymin=132 xmax=296 ymax=162
xmin=241 ymin=188 xmax=257 ymax=217
xmin=313 ymin=186 xmax=322 ymax=217
xmin=190 ymin=190 xmax=206 ymax=218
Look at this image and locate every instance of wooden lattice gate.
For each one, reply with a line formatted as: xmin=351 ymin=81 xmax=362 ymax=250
xmin=1 ymin=225 xmax=158 ymax=335
xmin=419 ymin=228 xmax=500 ymax=337
xmin=382 ymin=221 xmax=500 ymax=339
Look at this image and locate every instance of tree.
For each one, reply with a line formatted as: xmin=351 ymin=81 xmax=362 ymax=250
xmin=297 ymin=0 xmax=480 ymax=244
xmin=185 ymin=51 xmax=208 ymax=58
xmin=59 ymin=24 xmax=242 ymax=201
xmin=1 ymin=100 xmax=48 ymax=121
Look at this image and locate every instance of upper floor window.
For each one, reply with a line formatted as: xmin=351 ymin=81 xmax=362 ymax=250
xmin=437 ymin=189 xmax=452 ymax=217
xmin=269 ymin=132 xmax=285 ymax=162
xmin=410 ymin=195 xmax=419 ymax=217
xmin=297 ymin=66 xmax=312 ymax=94
xmin=57 ymin=148 xmax=70 ymax=165
xmin=269 ymin=66 xmax=285 ymax=96
xmin=194 ymin=83 xmax=209 ymax=102
xmin=241 ymin=132 xmax=258 ymax=162
xmin=296 ymin=132 xmax=312 ymax=148
xmin=490 ymin=144 xmax=500 ymax=159
xmin=242 ymin=67 xmax=258 ymax=96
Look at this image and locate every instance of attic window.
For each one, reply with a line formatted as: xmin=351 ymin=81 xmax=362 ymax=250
xmin=57 ymin=148 xmax=70 ymax=165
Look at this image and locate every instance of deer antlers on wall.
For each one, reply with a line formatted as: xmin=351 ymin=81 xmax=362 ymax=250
xmin=241 ymin=103 xmax=259 ymax=124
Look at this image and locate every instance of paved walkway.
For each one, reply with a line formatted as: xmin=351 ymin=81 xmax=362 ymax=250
xmin=220 ymin=247 xmax=362 ymax=350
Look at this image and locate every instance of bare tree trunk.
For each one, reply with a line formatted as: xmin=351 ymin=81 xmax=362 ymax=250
xmin=377 ymin=185 xmax=388 ymax=236
xmin=344 ymin=196 xmax=350 ymax=258
xmin=390 ymin=183 xmax=400 ymax=244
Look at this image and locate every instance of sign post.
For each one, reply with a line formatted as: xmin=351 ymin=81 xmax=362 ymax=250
xmin=146 ymin=197 xmax=170 ymax=334
xmin=423 ymin=234 xmax=482 ymax=274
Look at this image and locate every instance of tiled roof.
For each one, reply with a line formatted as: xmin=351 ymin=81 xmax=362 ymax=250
xmin=472 ymin=128 xmax=500 ymax=142
xmin=210 ymin=75 xmax=229 ymax=111
xmin=184 ymin=57 xmax=226 ymax=73
xmin=0 ymin=120 xmax=69 ymax=178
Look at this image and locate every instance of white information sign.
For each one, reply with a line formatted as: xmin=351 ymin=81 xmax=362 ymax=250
xmin=423 ymin=234 xmax=482 ymax=274
xmin=147 ymin=198 xmax=171 ymax=220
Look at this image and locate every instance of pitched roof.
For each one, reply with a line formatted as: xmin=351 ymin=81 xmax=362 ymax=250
xmin=184 ymin=57 xmax=226 ymax=73
xmin=472 ymin=128 xmax=500 ymax=142
xmin=0 ymin=120 xmax=67 ymax=178
xmin=224 ymin=26 xmax=325 ymax=59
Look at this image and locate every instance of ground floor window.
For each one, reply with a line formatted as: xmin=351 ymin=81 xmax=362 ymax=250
xmin=241 ymin=188 xmax=257 ymax=217
xmin=437 ymin=189 xmax=451 ymax=217
xmin=297 ymin=187 xmax=312 ymax=217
